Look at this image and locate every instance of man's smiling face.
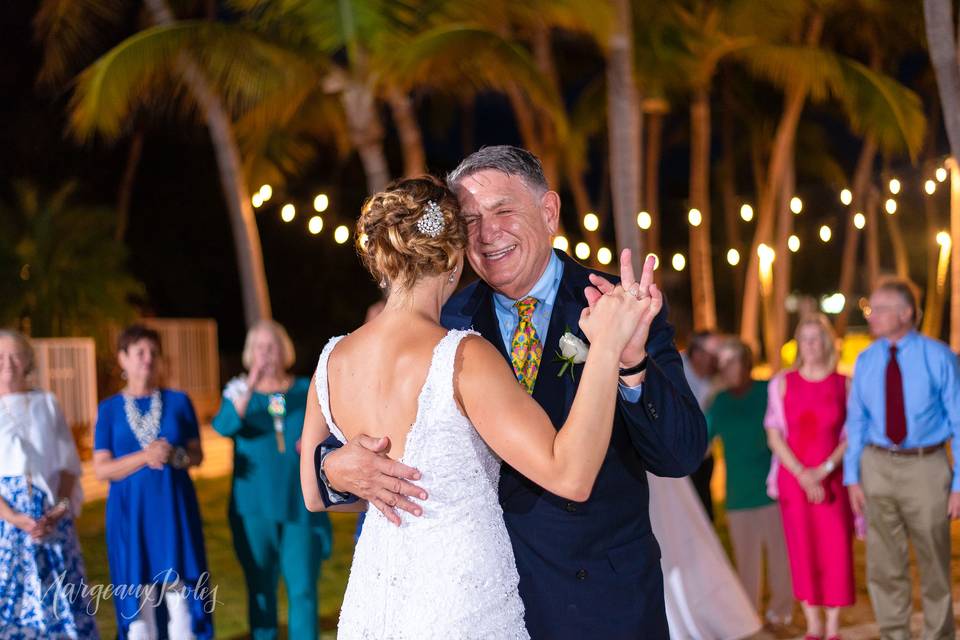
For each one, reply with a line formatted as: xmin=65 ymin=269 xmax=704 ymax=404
xmin=453 ymin=169 xmax=559 ymax=299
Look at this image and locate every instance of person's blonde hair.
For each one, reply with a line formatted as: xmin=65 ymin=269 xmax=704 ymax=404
xmin=0 ymin=329 xmax=34 ymax=375
xmin=793 ymin=313 xmax=838 ymax=370
xmin=356 ymin=175 xmax=465 ymax=290
xmin=242 ymin=320 xmax=296 ymax=371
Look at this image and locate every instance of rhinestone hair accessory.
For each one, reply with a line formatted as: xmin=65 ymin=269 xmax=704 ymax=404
xmin=416 ymin=200 xmax=445 ymax=237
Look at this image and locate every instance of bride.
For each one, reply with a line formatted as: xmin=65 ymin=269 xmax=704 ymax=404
xmin=300 ymin=175 xmax=661 ymax=638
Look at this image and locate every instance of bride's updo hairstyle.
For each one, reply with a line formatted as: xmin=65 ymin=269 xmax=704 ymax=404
xmin=357 ymin=175 xmax=466 ymax=290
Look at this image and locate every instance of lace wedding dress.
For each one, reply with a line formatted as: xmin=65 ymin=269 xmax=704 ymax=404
xmin=316 ymin=330 xmax=529 ymax=639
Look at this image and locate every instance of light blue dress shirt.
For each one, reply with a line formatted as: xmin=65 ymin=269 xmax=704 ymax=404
xmin=492 ymin=252 xmax=642 ymax=401
xmin=843 ymin=330 xmax=960 ymax=491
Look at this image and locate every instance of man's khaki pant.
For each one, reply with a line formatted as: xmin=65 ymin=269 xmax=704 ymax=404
xmin=861 ymin=446 xmax=955 ymax=640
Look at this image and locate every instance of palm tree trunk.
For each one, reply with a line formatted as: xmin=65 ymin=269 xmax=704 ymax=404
xmin=770 ymin=153 xmax=795 ymax=371
xmin=644 ymin=109 xmax=664 ymax=262
xmin=923 ymin=0 xmax=960 ymax=349
xmin=689 ymin=86 xmax=717 ymax=330
xmin=340 ymin=74 xmax=390 ymax=193
xmin=835 ymin=135 xmax=877 ymax=335
xmin=145 ymin=0 xmax=271 ymax=326
xmin=115 ymin=127 xmax=145 ymax=242
xmin=740 ymin=12 xmax=822 ymax=356
xmin=884 ymin=208 xmax=910 ymax=279
xmin=865 ymin=189 xmax=881 ymax=287
xmin=606 ymin=0 xmax=644 ymax=269
xmin=386 ymin=87 xmax=426 ymax=178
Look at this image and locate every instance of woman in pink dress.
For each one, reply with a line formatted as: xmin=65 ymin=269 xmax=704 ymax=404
xmin=765 ymin=314 xmax=854 ymax=640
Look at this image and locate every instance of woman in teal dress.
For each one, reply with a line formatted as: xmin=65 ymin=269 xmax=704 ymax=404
xmin=213 ymin=320 xmax=332 ymax=640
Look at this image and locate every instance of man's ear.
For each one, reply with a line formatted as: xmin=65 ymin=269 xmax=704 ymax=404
xmin=540 ymin=190 xmax=561 ymax=234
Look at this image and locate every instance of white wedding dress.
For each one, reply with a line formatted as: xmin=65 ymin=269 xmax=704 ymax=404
xmin=316 ymin=330 xmax=529 ymax=639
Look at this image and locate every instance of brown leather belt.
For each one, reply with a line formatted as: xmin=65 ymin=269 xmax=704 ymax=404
xmin=868 ymin=443 xmax=945 ymax=457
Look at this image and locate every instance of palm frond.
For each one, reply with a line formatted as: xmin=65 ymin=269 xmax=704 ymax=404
xmin=69 ymin=21 xmax=316 ymax=142
xmin=384 ymin=24 xmax=568 ymax=139
xmin=34 ymin=0 xmax=132 ymax=88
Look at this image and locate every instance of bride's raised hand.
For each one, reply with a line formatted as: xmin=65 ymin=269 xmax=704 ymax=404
xmin=579 ymin=283 xmax=662 ymax=358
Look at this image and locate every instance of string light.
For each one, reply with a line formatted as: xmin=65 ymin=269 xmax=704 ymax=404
xmin=937 ymin=231 xmax=952 ymax=248
xmin=314 ymin=194 xmax=329 ymax=213
xmin=688 ymin=208 xmax=702 ymax=227
xmin=637 ymin=211 xmax=652 ymax=229
xmin=553 ymin=235 xmax=569 ymax=252
xmin=840 ymin=189 xmax=852 ymax=206
xmin=819 ymin=225 xmax=832 ymax=242
xmin=726 ymin=248 xmax=741 ymax=266
xmin=583 ymin=213 xmax=599 ymax=231
xmin=281 ymin=205 xmax=296 ymax=223
xmin=252 ymin=193 xmax=264 ymax=208
xmin=646 ymin=253 xmax=660 ymax=270
xmin=259 ymin=184 xmax=273 ymax=201
xmin=597 ymin=247 xmax=612 ymax=265
xmin=853 ymin=213 xmax=866 ymax=229
xmin=936 ymin=167 xmax=948 ymax=182
xmin=925 ymin=180 xmax=937 ymax=195
xmin=334 ymin=225 xmax=349 ymax=244
xmin=308 ymin=216 xmax=323 ymax=235
xmin=885 ymin=198 xmax=897 ymax=215
xmin=888 ymin=178 xmax=901 ymax=195
xmin=821 ymin=293 xmax=846 ymax=314
xmin=671 ymin=253 xmax=686 ymax=271
xmin=575 ymin=242 xmax=591 ymax=260
xmin=790 ymin=197 xmax=803 ymax=214
xmin=740 ymin=204 xmax=754 ymax=222
xmin=788 ymin=235 xmax=800 ymax=252
xmin=757 ymin=243 xmax=775 ymax=263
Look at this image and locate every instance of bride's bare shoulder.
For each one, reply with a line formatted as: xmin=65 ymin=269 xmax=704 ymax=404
xmin=455 ymin=334 xmax=512 ymax=378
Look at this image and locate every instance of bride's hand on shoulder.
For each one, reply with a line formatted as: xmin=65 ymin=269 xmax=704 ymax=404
xmin=579 ymin=283 xmax=662 ymax=355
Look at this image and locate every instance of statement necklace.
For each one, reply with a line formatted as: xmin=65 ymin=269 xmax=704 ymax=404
xmin=124 ymin=389 xmax=163 ymax=448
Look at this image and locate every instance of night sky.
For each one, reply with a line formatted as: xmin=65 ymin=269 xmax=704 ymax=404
xmin=2 ymin=3 xmax=948 ymax=378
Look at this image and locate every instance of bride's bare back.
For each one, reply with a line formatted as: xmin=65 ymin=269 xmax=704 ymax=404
xmin=325 ymin=314 xmax=449 ymax=461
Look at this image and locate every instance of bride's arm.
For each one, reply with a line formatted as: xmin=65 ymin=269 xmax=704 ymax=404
xmin=456 ymin=334 xmax=622 ymax=502
xmin=301 ymin=377 xmax=367 ymax=513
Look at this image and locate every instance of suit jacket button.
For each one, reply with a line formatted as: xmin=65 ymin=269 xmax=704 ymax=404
xmin=564 ymin=502 xmax=577 ymax=513
xmin=575 ymin=569 xmax=588 ymax=580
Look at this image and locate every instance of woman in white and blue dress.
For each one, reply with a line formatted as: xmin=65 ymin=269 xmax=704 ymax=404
xmin=0 ymin=329 xmax=99 ymax=639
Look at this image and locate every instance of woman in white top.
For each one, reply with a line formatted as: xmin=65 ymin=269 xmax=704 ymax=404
xmin=0 ymin=329 xmax=98 ymax=639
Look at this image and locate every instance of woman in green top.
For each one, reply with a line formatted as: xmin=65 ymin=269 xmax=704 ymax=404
xmin=213 ymin=320 xmax=332 ymax=640
xmin=707 ymin=339 xmax=793 ymax=627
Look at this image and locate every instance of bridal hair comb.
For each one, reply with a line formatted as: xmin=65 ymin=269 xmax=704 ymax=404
xmin=416 ymin=200 xmax=445 ymax=237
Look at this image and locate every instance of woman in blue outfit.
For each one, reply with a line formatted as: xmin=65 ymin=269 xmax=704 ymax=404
xmin=0 ymin=329 xmax=99 ymax=639
xmin=213 ymin=320 xmax=331 ymax=640
xmin=93 ymin=325 xmax=213 ymax=640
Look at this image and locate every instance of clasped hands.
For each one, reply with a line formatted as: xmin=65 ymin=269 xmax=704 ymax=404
xmin=323 ymin=249 xmax=663 ymax=525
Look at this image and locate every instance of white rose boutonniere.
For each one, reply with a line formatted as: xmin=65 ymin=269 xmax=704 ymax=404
xmin=556 ymin=331 xmax=589 ymax=379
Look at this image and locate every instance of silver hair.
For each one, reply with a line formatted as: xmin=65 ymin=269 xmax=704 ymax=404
xmin=0 ymin=329 xmax=35 ymax=375
xmin=446 ymin=145 xmax=548 ymax=194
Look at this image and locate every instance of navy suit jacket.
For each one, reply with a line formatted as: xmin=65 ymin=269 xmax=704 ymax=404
xmin=440 ymin=250 xmax=707 ymax=639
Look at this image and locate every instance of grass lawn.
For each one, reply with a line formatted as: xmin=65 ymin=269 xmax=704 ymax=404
xmin=75 ymin=474 xmax=358 ymax=639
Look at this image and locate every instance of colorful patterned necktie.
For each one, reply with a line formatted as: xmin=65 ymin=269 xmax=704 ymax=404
xmin=511 ymin=297 xmax=543 ymax=394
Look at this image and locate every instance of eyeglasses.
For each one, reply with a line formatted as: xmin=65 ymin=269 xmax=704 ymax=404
xmin=863 ymin=303 xmax=904 ymax=318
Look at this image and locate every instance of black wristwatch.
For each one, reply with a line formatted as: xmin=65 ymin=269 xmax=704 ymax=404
xmin=619 ymin=356 xmax=648 ymax=377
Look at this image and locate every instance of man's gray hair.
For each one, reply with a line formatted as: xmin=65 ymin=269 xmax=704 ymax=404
xmin=447 ymin=145 xmax=548 ymax=194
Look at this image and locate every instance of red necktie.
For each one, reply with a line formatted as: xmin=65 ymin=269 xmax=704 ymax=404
xmin=885 ymin=344 xmax=907 ymax=445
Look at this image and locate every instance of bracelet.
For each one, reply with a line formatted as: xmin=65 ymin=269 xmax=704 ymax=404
xmin=821 ymin=459 xmax=836 ymax=474
xmin=54 ymin=497 xmax=71 ymax=512
xmin=619 ymin=357 xmax=648 ymax=377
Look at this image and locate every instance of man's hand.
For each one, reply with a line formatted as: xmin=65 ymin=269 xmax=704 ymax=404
xmin=324 ymin=435 xmax=428 ymax=526
xmin=584 ymin=250 xmax=659 ymax=380
xmin=848 ymin=484 xmax=867 ymax=516
xmin=948 ymin=491 xmax=960 ymax=519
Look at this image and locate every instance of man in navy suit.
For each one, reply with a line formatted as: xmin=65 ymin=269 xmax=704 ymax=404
xmin=318 ymin=146 xmax=707 ymax=639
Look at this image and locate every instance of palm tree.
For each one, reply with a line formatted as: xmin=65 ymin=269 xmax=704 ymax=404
xmin=0 ymin=181 xmax=142 ymax=337
xmin=924 ymin=0 xmax=960 ymax=350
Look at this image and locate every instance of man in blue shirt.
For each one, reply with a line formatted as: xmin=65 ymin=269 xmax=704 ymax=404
xmin=844 ymin=277 xmax=960 ymax=640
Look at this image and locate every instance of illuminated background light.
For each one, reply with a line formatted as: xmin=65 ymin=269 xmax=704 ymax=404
xmin=888 ymin=178 xmax=901 ymax=195
xmin=259 ymin=184 xmax=272 ymax=201
xmin=819 ymin=225 xmax=832 ymax=242
xmin=646 ymin=253 xmax=660 ymax=270
xmin=740 ymin=204 xmax=754 ymax=222
xmin=925 ymin=180 xmax=937 ymax=195
xmin=281 ymin=204 xmax=296 ymax=221
xmin=821 ymin=293 xmax=846 ymax=315
xmin=334 ymin=225 xmax=349 ymax=244
xmin=853 ymin=212 xmax=865 ymax=229
xmin=583 ymin=212 xmax=599 ymax=231
xmin=688 ymin=208 xmax=702 ymax=227
xmin=671 ymin=253 xmax=686 ymax=271
xmin=574 ymin=242 xmax=591 ymax=260
xmin=726 ymin=248 xmax=740 ymax=266
xmin=790 ymin=197 xmax=803 ymax=214
xmin=637 ymin=211 xmax=652 ymax=229
xmin=936 ymin=167 xmax=948 ymax=182
xmin=597 ymin=247 xmax=612 ymax=265
xmin=788 ymin=234 xmax=800 ymax=252
xmin=885 ymin=198 xmax=897 ymax=215
xmin=252 ymin=193 xmax=264 ymax=208
xmin=937 ymin=230 xmax=952 ymax=248
xmin=553 ymin=235 xmax=569 ymax=252
xmin=314 ymin=194 xmax=329 ymax=213
xmin=840 ymin=189 xmax=852 ymax=206
xmin=308 ymin=215 xmax=323 ymax=235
